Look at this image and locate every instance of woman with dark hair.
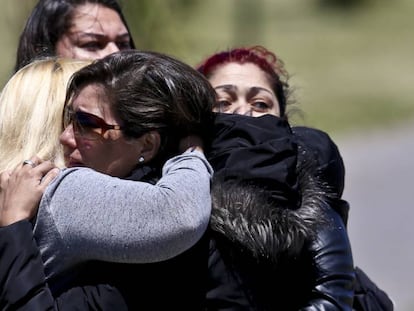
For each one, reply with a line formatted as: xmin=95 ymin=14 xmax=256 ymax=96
xmin=0 ymin=50 xmax=215 ymax=310
xmin=197 ymin=46 xmax=356 ymax=310
xmin=15 ymin=0 xmax=135 ymax=71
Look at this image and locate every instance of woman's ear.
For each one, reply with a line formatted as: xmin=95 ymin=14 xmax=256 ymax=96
xmin=138 ymin=131 xmax=161 ymax=163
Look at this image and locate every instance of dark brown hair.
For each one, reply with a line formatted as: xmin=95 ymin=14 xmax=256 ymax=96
xmin=15 ymin=0 xmax=136 ymax=72
xmin=65 ymin=50 xmax=216 ymax=165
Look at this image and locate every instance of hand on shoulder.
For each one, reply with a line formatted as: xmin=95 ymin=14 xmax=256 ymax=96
xmin=0 ymin=156 xmax=59 ymax=226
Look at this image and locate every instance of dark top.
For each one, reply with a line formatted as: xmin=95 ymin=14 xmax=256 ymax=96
xmin=206 ymin=114 xmax=355 ymax=310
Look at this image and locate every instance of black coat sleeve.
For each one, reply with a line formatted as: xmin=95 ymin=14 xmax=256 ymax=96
xmin=0 ymin=220 xmax=127 ymax=311
xmin=302 ymin=207 xmax=355 ymax=311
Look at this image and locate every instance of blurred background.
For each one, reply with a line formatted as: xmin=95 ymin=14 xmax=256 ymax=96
xmin=1 ymin=0 xmax=413 ymax=310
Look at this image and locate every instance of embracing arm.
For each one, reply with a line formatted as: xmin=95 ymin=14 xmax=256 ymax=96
xmin=302 ymin=207 xmax=355 ymax=311
xmin=36 ymin=149 xmax=213 ymax=267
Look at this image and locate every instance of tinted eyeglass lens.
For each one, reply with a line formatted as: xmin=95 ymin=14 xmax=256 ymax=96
xmin=62 ymin=107 xmax=122 ymax=140
xmin=73 ymin=112 xmax=104 ymax=140
xmin=62 ymin=108 xmax=102 ymax=140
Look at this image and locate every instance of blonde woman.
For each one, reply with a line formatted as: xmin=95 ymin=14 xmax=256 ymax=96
xmin=0 ymin=57 xmax=91 ymax=172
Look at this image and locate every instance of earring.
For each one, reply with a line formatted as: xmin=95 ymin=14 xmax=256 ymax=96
xmin=138 ymin=156 xmax=145 ymax=163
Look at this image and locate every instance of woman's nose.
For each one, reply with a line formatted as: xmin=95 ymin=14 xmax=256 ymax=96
xmin=102 ymin=42 xmax=120 ymax=56
xmin=59 ymin=124 xmax=76 ymax=148
xmin=229 ymin=102 xmax=252 ymax=116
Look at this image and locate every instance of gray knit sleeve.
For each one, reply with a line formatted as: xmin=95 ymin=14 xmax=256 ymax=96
xmin=34 ymin=150 xmax=212 ymax=275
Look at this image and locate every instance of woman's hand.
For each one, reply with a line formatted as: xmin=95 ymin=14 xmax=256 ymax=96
xmin=0 ymin=156 xmax=60 ymax=226
xmin=179 ymin=135 xmax=204 ymax=153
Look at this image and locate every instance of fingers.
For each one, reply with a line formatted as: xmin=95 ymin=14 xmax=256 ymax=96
xmin=15 ymin=156 xmax=56 ymax=178
xmin=24 ymin=160 xmax=60 ymax=193
xmin=32 ymin=160 xmax=57 ymax=178
xmin=22 ymin=159 xmax=36 ymax=168
xmin=39 ymin=167 xmax=60 ymax=190
xmin=0 ymin=170 xmax=12 ymax=189
xmin=0 ymin=156 xmax=60 ymax=226
xmin=20 ymin=156 xmax=41 ymax=169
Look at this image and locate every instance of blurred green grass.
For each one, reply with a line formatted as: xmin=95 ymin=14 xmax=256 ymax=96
xmin=1 ymin=0 xmax=413 ymax=136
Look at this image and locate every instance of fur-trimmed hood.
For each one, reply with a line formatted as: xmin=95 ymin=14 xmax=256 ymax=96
xmin=210 ymin=147 xmax=328 ymax=264
xmin=208 ymin=113 xmax=329 ymax=264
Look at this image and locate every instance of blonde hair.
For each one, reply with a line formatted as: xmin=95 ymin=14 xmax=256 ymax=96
xmin=0 ymin=57 xmax=91 ymax=172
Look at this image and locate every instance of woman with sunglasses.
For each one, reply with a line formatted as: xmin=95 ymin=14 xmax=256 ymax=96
xmin=0 ymin=50 xmax=215 ymax=309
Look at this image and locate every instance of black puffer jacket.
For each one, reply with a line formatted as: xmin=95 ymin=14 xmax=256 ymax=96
xmin=206 ymin=114 xmax=355 ymax=311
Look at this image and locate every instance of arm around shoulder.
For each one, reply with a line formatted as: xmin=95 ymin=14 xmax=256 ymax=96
xmin=36 ymin=149 xmax=213 ymax=265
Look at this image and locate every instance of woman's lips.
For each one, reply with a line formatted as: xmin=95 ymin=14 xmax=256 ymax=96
xmin=65 ymin=157 xmax=84 ymax=168
xmin=68 ymin=161 xmax=84 ymax=168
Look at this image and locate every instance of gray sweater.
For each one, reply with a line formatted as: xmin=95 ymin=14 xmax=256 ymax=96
xmin=33 ymin=150 xmax=213 ymax=281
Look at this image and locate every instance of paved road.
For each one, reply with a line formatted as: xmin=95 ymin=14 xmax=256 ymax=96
xmin=336 ymin=120 xmax=414 ymax=311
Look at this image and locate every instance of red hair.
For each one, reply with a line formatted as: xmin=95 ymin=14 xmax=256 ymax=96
xmin=197 ymin=46 xmax=290 ymax=117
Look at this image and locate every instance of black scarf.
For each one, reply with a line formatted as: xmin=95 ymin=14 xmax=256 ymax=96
xmin=208 ymin=113 xmax=300 ymax=207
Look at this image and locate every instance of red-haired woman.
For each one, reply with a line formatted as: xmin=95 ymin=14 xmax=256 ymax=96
xmin=198 ymin=46 xmax=355 ymax=310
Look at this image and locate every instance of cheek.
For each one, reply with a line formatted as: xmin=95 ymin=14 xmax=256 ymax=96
xmin=71 ymin=49 xmax=101 ymax=61
xmin=77 ymin=140 xmax=102 ymax=162
xmin=270 ymin=106 xmax=281 ymax=117
xmin=252 ymin=112 xmax=267 ymax=118
xmin=58 ymin=43 xmax=102 ymax=60
xmin=55 ymin=37 xmax=75 ymax=58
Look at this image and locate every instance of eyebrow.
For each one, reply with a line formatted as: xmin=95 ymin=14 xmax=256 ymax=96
xmin=72 ymin=32 xmax=130 ymax=40
xmin=214 ymin=84 xmax=237 ymax=92
xmin=214 ymin=84 xmax=274 ymax=96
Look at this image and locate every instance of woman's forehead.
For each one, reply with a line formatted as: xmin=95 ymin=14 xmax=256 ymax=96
xmin=208 ymin=63 xmax=273 ymax=90
xmin=69 ymin=3 xmax=127 ymax=36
